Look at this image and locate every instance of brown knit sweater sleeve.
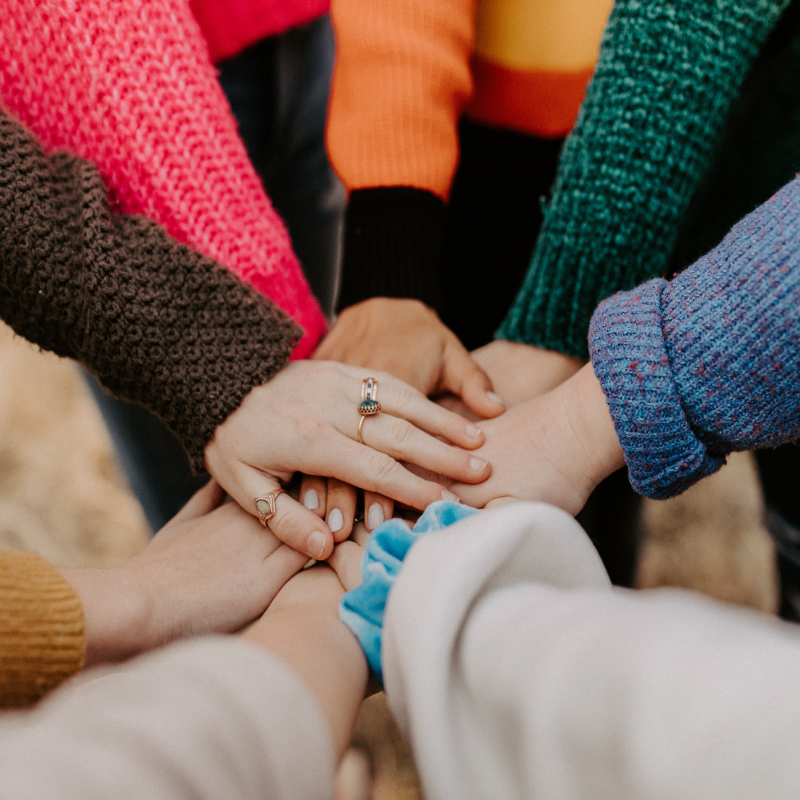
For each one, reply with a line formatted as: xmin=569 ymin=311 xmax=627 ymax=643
xmin=0 ymin=108 xmax=302 ymax=471
xmin=0 ymin=550 xmax=85 ymax=707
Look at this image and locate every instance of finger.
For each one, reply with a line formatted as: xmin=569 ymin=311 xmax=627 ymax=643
xmin=351 ymin=521 xmax=370 ymax=547
xmin=322 ymin=433 xmax=461 ymax=512
xmin=359 ymin=412 xmax=492 ymax=485
xmin=328 ymin=540 xmax=365 ymax=591
xmin=326 ymin=478 xmax=358 ymax=542
xmin=441 ymin=339 xmax=506 ymax=419
xmin=238 ymin=468 xmax=335 ymax=560
xmin=375 ymin=375 xmax=486 ymax=449
xmin=363 ymin=492 xmax=393 ymax=533
xmin=299 ymin=475 xmax=327 ymax=518
xmin=169 ymin=479 xmax=221 ymax=524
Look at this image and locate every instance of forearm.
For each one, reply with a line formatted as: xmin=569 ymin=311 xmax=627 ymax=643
xmin=328 ymin=0 xmax=475 ymax=310
xmin=0 ymin=109 xmax=301 ymax=470
xmin=243 ymin=568 xmax=368 ymax=757
xmin=0 ymin=0 xmax=326 ymax=355
xmin=498 ymin=0 xmax=791 ymax=359
xmin=590 ymin=174 xmax=800 ymax=498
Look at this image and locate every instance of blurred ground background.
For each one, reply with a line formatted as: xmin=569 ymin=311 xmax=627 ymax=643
xmin=0 ymin=319 xmax=778 ymax=800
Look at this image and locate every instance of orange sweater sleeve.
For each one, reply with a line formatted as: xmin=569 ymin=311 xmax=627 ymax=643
xmin=0 ymin=550 xmax=85 ymax=708
xmin=327 ymin=0 xmax=476 ymax=200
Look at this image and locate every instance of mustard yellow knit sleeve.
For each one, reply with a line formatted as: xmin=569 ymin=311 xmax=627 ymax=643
xmin=0 ymin=550 xmax=85 ymax=707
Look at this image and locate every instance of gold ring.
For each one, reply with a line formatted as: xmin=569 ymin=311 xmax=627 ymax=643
xmin=254 ymin=490 xmax=286 ymax=527
xmin=358 ymin=378 xmax=381 ymax=444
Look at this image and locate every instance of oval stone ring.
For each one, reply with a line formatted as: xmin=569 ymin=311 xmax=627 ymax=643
xmin=358 ymin=378 xmax=381 ymax=445
xmin=254 ymin=489 xmax=287 ymax=527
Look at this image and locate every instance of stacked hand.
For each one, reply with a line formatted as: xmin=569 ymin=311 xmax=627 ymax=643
xmin=205 ymin=360 xmax=492 ymax=560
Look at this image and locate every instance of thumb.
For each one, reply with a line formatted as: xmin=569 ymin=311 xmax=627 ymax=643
xmin=169 ymin=480 xmax=224 ymax=524
xmin=440 ymin=339 xmax=505 ymax=419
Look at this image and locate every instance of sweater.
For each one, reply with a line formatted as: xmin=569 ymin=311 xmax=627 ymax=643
xmin=328 ymin=0 xmax=612 ymax=311
xmin=0 ymin=552 xmax=85 ymax=708
xmin=190 ymin=0 xmax=330 ymax=64
xmin=0 ymin=0 xmax=325 ymax=358
xmin=0 ymin=108 xmax=301 ymax=472
xmin=498 ymin=0 xmax=792 ymax=358
xmin=7 ymin=506 xmax=800 ymax=799
xmin=0 ymin=638 xmax=334 ymax=797
xmin=589 ymin=172 xmax=800 ymax=500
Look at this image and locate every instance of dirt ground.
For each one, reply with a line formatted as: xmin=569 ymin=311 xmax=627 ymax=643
xmin=0 ymin=320 xmax=779 ymax=799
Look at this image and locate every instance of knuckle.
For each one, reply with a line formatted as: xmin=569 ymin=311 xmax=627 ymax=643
xmin=368 ymin=451 xmax=399 ymax=484
xmin=390 ymin=417 xmax=416 ymax=447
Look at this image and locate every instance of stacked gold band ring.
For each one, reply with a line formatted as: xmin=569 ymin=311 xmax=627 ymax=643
xmin=358 ymin=377 xmax=381 ymax=444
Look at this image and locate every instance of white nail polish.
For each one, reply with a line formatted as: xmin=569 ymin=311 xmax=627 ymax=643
xmin=470 ymin=457 xmax=488 ymax=471
xmin=487 ymin=391 xmax=505 ymax=406
xmin=302 ymin=489 xmax=319 ymax=510
xmin=441 ymin=489 xmax=461 ymax=503
xmin=328 ymin=508 xmax=344 ymax=533
xmin=367 ymin=503 xmax=385 ymax=531
xmin=307 ymin=531 xmax=327 ymax=559
xmin=466 ymin=424 xmax=481 ymax=438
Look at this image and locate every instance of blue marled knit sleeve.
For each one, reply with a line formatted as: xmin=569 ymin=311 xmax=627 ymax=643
xmin=589 ymin=174 xmax=800 ymax=499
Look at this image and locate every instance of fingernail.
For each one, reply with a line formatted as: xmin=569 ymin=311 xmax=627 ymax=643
xmin=328 ymin=508 xmax=344 ymax=533
xmin=466 ymin=424 xmax=482 ymax=438
xmin=302 ymin=489 xmax=319 ymax=510
xmin=470 ymin=457 xmax=488 ymax=471
xmin=367 ymin=503 xmax=385 ymax=531
xmin=441 ymin=489 xmax=460 ymax=502
xmin=487 ymin=391 xmax=505 ymax=406
xmin=307 ymin=531 xmax=327 ymax=559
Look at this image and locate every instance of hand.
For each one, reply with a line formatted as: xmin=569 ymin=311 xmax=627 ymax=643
xmin=62 ymin=481 xmax=308 ymax=667
xmin=205 ymin=361 xmax=491 ymax=560
xmin=313 ymin=298 xmax=506 ymax=418
xmin=449 ymin=365 xmax=625 ymax=514
xmin=471 ymin=340 xmax=584 ymax=408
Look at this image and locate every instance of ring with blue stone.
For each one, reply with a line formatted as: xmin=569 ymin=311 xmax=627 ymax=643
xmin=358 ymin=378 xmax=381 ymax=444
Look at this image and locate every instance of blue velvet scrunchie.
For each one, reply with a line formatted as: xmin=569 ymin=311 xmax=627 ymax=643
xmin=339 ymin=501 xmax=477 ymax=686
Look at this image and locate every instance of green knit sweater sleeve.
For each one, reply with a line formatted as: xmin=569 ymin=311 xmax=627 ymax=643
xmin=497 ymin=0 xmax=791 ymax=359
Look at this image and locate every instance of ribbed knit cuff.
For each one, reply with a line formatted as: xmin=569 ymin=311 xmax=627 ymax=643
xmin=497 ymin=0 xmax=792 ymax=360
xmin=588 ymin=279 xmax=725 ymax=499
xmin=337 ymin=187 xmax=446 ymax=311
xmin=0 ymin=551 xmax=85 ymax=707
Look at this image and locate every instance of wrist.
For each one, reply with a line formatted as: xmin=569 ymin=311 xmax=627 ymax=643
xmin=561 ymin=364 xmax=625 ymax=492
xmin=60 ymin=566 xmax=154 ymax=667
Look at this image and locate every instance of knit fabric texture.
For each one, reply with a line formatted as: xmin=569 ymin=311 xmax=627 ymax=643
xmin=590 ymin=174 xmax=800 ymax=499
xmin=0 ymin=110 xmax=302 ymax=472
xmin=337 ymin=188 xmax=446 ymax=311
xmin=0 ymin=551 xmax=85 ymax=708
xmin=498 ymin=0 xmax=791 ymax=359
xmin=0 ymin=0 xmax=325 ymax=358
xmin=190 ymin=0 xmax=330 ymax=63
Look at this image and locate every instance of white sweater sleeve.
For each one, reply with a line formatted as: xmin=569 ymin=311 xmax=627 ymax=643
xmin=0 ymin=637 xmax=335 ymax=800
xmin=382 ymin=501 xmax=800 ymax=800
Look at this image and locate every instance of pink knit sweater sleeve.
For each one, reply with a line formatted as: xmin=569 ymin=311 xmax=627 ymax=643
xmin=0 ymin=0 xmax=326 ymax=358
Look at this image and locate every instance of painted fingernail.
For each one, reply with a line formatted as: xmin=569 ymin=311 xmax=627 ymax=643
xmin=487 ymin=391 xmax=505 ymax=406
xmin=441 ymin=489 xmax=461 ymax=502
xmin=307 ymin=531 xmax=327 ymax=559
xmin=367 ymin=503 xmax=385 ymax=531
xmin=470 ymin=457 xmax=488 ymax=471
xmin=466 ymin=424 xmax=482 ymax=438
xmin=328 ymin=508 xmax=344 ymax=533
xmin=302 ymin=489 xmax=319 ymax=510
